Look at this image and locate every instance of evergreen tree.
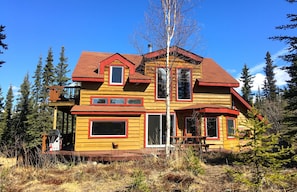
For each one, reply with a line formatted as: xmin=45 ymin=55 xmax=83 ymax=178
xmin=42 ymin=47 xmax=55 ymax=101
xmin=32 ymin=56 xmax=43 ymax=104
xmin=13 ymin=74 xmax=31 ymax=141
xmin=0 ymin=25 xmax=8 ymax=67
xmin=240 ymin=64 xmax=254 ymax=105
xmin=1 ymin=86 xmax=14 ymax=152
xmin=270 ymin=0 xmax=297 ymax=152
xmin=233 ymin=107 xmax=290 ymax=191
xmin=55 ymin=46 xmax=70 ymax=86
xmin=0 ymin=86 xmax=5 ymax=142
xmin=263 ymin=51 xmax=277 ymax=101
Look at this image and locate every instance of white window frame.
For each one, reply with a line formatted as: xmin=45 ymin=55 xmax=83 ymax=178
xmin=156 ymin=68 xmax=166 ymax=100
xmin=110 ymin=66 xmax=124 ymax=85
xmin=205 ymin=117 xmax=218 ymax=138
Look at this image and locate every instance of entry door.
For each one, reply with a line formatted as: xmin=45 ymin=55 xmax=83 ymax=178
xmin=147 ymin=114 xmax=175 ymax=147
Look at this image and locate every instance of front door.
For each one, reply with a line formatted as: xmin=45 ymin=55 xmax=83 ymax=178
xmin=146 ymin=114 xmax=175 ymax=147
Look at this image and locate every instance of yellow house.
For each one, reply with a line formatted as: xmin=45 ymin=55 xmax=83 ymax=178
xmin=50 ymin=46 xmax=253 ymax=152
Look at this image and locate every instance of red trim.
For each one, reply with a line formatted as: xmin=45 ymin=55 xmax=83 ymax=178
xmin=90 ymin=96 xmax=143 ymax=106
xmin=230 ymin=88 xmax=263 ymax=121
xmin=99 ymin=53 xmax=135 ymax=75
xmin=72 ymin=111 xmax=145 ymax=115
xmin=108 ymin=65 xmax=125 ymax=86
xmin=204 ymin=116 xmax=220 ymax=140
xmin=226 ymin=117 xmax=236 ymax=140
xmin=72 ymin=77 xmax=104 ymax=82
xmin=129 ymin=78 xmax=151 ymax=84
xmin=199 ymin=108 xmax=239 ymax=116
xmin=88 ymin=118 xmax=128 ymax=138
xmin=176 ymin=67 xmax=193 ymax=102
xmin=196 ymin=80 xmax=239 ymax=87
xmin=155 ymin=67 xmax=172 ymax=101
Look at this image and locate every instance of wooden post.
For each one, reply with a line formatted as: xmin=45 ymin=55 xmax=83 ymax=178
xmin=53 ymin=106 xmax=58 ymax=130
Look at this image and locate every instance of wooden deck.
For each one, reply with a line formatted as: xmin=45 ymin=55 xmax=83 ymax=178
xmin=44 ymin=148 xmax=166 ymax=162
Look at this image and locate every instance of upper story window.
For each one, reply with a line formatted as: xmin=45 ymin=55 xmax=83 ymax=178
xmin=227 ymin=118 xmax=235 ymax=138
xmin=206 ymin=117 xmax=218 ymax=138
xmin=156 ymin=68 xmax=166 ymax=99
xmin=110 ymin=66 xmax=124 ymax=85
xmin=177 ymin=68 xmax=192 ymax=100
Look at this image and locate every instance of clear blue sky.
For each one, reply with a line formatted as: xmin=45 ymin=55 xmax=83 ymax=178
xmin=1 ymin=0 xmax=295 ymax=99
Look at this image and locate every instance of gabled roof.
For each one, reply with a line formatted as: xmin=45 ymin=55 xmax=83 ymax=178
xmin=72 ymin=51 xmax=143 ymax=82
xmin=143 ymin=46 xmax=203 ymax=64
xmin=197 ymin=58 xmax=240 ymax=87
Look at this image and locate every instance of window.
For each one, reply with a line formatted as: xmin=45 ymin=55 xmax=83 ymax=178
xmin=206 ymin=117 xmax=218 ymax=138
xmin=185 ymin=117 xmax=196 ymax=135
xmin=156 ymin=68 xmax=166 ymax=99
xmin=110 ymin=98 xmax=125 ymax=104
xmin=127 ymin=98 xmax=142 ymax=105
xmin=110 ymin=66 xmax=123 ymax=85
xmin=227 ymin=118 xmax=235 ymax=137
xmin=177 ymin=68 xmax=191 ymax=100
xmin=147 ymin=114 xmax=175 ymax=146
xmin=92 ymin=98 xmax=108 ymax=104
xmin=91 ymin=97 xmax=143 ymax=106
xmin=90 ymin=120 xmax=127 ymax=137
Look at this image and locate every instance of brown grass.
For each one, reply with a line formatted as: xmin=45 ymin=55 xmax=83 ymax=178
xmin=0 ymin=152 xmax=296 ymax=192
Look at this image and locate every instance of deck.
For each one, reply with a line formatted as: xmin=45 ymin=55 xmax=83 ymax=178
xmin=44 ymin=148 xmax=166 ymax=162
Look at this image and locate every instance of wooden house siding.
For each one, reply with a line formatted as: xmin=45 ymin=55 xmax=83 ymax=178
xmin=75 ymin=115 xmax=144 ymax=151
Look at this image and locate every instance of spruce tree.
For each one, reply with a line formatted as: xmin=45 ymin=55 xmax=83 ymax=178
xmin=32 ymin=56 xmax=43 ymax=104
xmin=55 ymin=46 xmax=70 ymax=86
xmin=0 ymin=86 xmax=4 ymax=142
xmin=12 ymin=74 xmax=32 ymax=152
xmin=42 ymin=47 xmax=55 ymax=101
xmin=0 ymin=25 xmax=8 ymax=67
xmin=270 ymin=0 xmax=297 ymax=153
xmin=233 ymin=107 xmax=290 ymax=191
xmin=263 ymin=51 xmax=277 ymax=101
xmin=1 ymin=86 xmax=14 ymax=153
xmin=240 ymin=64 xmax=254 ymax=105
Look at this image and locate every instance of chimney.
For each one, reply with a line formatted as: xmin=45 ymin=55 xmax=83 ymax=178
xmin=148 ymin=44 xmax=153 ymax=53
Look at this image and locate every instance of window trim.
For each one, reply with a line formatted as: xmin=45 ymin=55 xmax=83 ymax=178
xmin=109 ymin=66 xmax=124 ymax=85
xmin=88 ymin=119 xmax=128 ymax=138
xmin=226 ymin=117 xmax=236 ymax=139
xmin=205 ymin=117 xmax=219 ymax=140
xmin=176 ymin=68 xmax=192 ymax=101
xmin=90 ymin=96 xmax=143 ymax=106
xmin=145 ymin=113 xmax=176 ymax=147
xmin=155 ymin=67 xmax=167 ymax=100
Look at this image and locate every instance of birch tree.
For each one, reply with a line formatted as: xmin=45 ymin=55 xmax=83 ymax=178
xmin=140 ymin=0 xmax=199 ymax=157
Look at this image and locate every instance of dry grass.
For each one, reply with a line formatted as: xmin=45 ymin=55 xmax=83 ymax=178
xmin=0 ymin=151 xmax=296 ymax=192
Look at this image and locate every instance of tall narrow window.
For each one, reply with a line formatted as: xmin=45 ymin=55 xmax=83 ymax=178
xmin=156 ymin=68 xmax=166 ymax=99
xmin=206 ymin=117 xmax=218 ymax=138
xmin=227 ymin=118 xmax=235 ymax=137
xmin=177 ymin=68 xmax=191 ymax=100
xmin=110 ymin=66 xmax=123 ymax=85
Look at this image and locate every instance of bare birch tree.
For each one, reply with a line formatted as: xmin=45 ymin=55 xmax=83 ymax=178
xmin=135 ymin=0 xmax=199 ymax=157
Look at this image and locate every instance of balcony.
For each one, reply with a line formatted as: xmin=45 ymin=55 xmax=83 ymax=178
xmin=48 ymin=85 xmax=80 ymax=107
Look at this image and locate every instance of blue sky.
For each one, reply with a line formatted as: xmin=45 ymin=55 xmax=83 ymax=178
xmin=1 ymin=0 xmax=294 ymax=99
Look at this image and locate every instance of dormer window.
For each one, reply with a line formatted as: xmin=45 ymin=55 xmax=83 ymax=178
xmin=110 ymin=66 xmax=124 ymax=85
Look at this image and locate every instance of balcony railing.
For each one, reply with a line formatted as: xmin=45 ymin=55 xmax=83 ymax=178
xmin=48 ymin=85 xmax=80 ymax=105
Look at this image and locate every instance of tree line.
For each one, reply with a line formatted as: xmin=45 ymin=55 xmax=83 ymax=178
xmin=0 ymin=47 xmax=70 ymax=156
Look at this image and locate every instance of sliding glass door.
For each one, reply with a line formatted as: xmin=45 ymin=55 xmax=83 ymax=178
xmin=147 ymin=114 xmax=175 ymax=147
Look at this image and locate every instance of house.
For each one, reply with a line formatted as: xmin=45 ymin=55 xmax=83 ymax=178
xmin=49 ymin=46 xmax=253 ymax=153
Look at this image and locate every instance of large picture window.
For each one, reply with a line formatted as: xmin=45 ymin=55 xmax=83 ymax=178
xmin=227 ymin=118 xmax=235 ymax=137
xmin=110 ymin=66 xmax=123 ymax=85
xmin=90 ymin=120 xmax=127 ymax=138
xmin=177 ymin=68 xmax=191 ymax=100
xmin=156 ymin=68 xmax=166 ymax=99
xmin=206 ymin=117 xmax=218 ymax=138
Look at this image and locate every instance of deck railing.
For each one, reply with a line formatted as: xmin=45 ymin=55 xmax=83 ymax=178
xmin=48 ymin=85 xmax=80 ymax=104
